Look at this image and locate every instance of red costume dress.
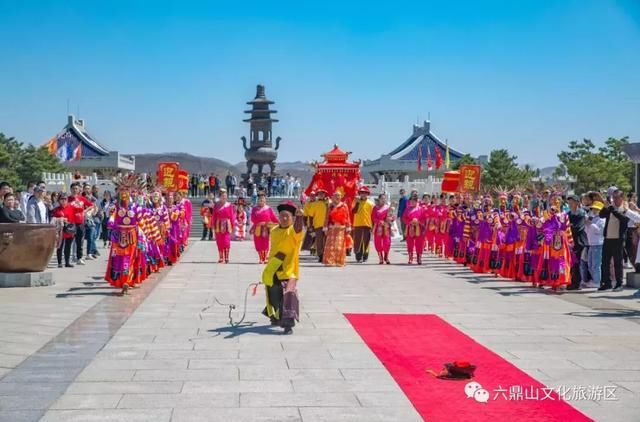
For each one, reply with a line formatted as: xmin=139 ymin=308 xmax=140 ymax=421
xmin=323 ymin=202 xmax=351 ymax=267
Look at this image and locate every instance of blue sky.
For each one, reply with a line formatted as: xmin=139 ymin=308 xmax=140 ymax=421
xmin=0 ymin=0 xmax=638 ymax=167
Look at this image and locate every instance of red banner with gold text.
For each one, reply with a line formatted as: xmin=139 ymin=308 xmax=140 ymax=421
xmin=459 ymin=165 xmax=482 ymax=193
xmin=157 ymin=162 xmax=179 ymax=192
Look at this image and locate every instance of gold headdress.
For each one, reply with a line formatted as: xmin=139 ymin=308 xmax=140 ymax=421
xmin=114 ymin=173 xmax=147 ymax=192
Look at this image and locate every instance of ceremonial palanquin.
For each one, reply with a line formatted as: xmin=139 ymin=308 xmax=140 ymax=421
xmin=304 ymin=145 xmax=362 ymax=207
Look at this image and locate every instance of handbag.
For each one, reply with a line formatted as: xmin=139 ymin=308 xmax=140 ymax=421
xmin=63 ymin=223 xmax=77 ymax=235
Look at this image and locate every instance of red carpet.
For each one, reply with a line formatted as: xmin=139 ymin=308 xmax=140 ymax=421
xmin=345 ymin=314 xmax=593 ymax=422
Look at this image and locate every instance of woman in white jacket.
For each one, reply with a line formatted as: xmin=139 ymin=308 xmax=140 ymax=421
xmin=582 ymin=201 xmax=606 ymax=288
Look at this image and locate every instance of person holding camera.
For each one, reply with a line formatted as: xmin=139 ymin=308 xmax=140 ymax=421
xmin=581 ymin=200 xmax=606 ymax=288
xmin=599 ymin=190 xmax=632 ymax=291
xmin=566 ymin=195 xmax=588 ymax=290
xmin=52 ymin=194 xmax=75 ymax=268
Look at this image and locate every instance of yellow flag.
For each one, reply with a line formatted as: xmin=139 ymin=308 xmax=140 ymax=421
xmin=445 ymin=140 xmax=450 ymax=169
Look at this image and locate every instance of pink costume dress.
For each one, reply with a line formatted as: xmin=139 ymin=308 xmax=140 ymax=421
xmin=424 ymin=205 xmax=436 ymax=253
xmin=134 ymin=204 xmax=149 ymax=284
xmin=212 ymin=201 xmax=236 ymax=262
xmin=402 ymin=205 xmax=426 ymax=264
xmin=371 ymin=204 xmax=392 ymax=255
xmin=171 ymin=201 xmax=185 ymax=251
xmin=250 ymin=205 xmax=279 ymax=262
xmin=152 ymin=203 xmax=171 ymax=265
xmin=434 ymin=205 xmax=448 ymax=256
xmin=180 ymin=198 xmax=192 ymax=246
xmin=168 ymin=204 xmax=182 ymax=262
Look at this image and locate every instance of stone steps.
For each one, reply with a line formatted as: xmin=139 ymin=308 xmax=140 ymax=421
xmin=187 ymin=196 xmax=296 ymax=238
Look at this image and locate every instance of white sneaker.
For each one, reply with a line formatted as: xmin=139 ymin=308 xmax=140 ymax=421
xmin=77 ymin=259 xmax=86 ymax=265
xmin=85 ymin=255 xmax=94 ymax=261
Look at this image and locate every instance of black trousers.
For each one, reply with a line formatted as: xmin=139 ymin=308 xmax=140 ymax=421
xmin=201 ymin=226 xmax=212 ymax=240
xmin=57 ymin=238 xmax=73 ymax=265
xmin=570 ymin=244 xmax=584 ymax=288
xmin=314 ymin=228 xmax=326 ymax=259
xmin=353 ymin=226 xmax=372 ymax=261
xmin=624 ymin=228 xmax=635 ymax=264
xmin=74 ymin=224 xmax=85 ymax=260
xmin=602 ymin=238 xmax=624 ymax=287
xmin=263 ymin=278 xmax=296 ymax=329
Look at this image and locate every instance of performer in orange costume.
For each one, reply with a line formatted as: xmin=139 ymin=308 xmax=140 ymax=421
xmin=323 ymin=192 xmax=351 ymax=267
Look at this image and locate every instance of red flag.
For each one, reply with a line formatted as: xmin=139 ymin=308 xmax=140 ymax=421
xmin=435 ymin=146 xmax=443 ymax=169
xmin=427 ymin=146 xmax=433 ymax=171
xmin=72 ymin=144 xmax=82 ymax=161
xmin=417 ymin=143 xmax=423 ymax=172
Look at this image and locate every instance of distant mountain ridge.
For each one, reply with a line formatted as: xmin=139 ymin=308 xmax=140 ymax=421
xmin=134 ymin=152 xmax=312 ymax=183
xmin=133 ymin=152 xmax=241 ymax=175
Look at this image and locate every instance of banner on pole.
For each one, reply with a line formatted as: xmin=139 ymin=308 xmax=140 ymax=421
xmin=459 ymin=165 xmax=482 ymax=193
xmin=157 ymin=162 xmax=179 ymax=191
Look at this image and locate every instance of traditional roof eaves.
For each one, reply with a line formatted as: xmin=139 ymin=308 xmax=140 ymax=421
xmin=387 ymin=122 xmax=465 ymax=160
xmin=67 ymin=118 xmax=110 ymax=156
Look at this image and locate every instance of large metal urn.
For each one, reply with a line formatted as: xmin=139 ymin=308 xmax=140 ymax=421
xmin=0 ymin=224 xmax=57 ymax=272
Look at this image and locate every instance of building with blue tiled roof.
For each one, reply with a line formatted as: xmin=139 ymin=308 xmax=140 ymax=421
xmin=47 ymin=115 xmax=135 ymax=176
xmin=362 ymin=120 xmax=465 ymax=183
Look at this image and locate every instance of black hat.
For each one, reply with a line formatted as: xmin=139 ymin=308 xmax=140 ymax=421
xmin=277 ymin=201 xmax=297 ymax=214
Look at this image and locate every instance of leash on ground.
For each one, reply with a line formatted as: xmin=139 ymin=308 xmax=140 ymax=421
xmin=198 ymin=282 xmax=260 ymax=327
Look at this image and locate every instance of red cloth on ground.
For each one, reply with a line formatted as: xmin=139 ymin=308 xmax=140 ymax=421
xmin=345 ymin=314 xmax=593 ymax=422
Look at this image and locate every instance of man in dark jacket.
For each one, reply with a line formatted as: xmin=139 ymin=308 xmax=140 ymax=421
xmin=397 ymin=189 xmax=407 ymax=241
xmin=599 ymin=190 xmax=630 ymax=291
xmin=567 ymin=195 xmax=588 ymax=290
xmin=225 ymin=172 xmax=237 ymax=197
xmin=0 ymin=193 xmax=25 ymax=223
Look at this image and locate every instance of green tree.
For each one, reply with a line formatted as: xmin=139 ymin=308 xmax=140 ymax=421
xmin=451 ymin=153 xmax=476 ymax=170
xmin=17 ymin=144 xmax=65 ymax=185
xmin=0 ymin=132 xmax=64 ymax=189
xmin=552 ymin=164 xmax=567 ymax=179
xmin=0 ymin=133 xmax=22 ymax=187
xmin=482 ymin=149 xmax=530 ymax=189
xmin=557 ymin=137 xmax=633 ymax=193
xmin=521 ymin=164 xmax=537 ymax=181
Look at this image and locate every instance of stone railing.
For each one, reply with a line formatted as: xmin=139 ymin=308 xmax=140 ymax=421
xmin=42 ymin=172 xmax=116 ymax=195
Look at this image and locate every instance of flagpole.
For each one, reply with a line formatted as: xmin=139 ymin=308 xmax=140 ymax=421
xmin=445 ymin=139 xmax=450 ymax=169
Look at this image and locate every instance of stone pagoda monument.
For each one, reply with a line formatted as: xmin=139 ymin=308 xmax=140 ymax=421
xmin=241 ymin=84 xmax=281 ymax=182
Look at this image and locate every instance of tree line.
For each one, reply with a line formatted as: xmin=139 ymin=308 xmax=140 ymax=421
xmin=0 ymin=132 xmax=64 ymax=190
xmin=452 ymin=137 xmax=633 ymax=194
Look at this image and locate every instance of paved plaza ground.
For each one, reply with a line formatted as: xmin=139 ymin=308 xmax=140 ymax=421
xmin=1 ymin=239 xmax=640 ymax=421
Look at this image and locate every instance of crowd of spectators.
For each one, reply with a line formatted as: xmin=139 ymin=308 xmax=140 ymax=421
xmin=187 ymin=171 xmax=302 ymax=200
xmin=0 ymin=180 xmax=114 ymax=269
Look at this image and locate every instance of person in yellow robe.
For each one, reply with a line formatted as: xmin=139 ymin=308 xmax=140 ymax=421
xmin=261 ymin=201 xmax=304 ymax=334
xmin=301 ymin=191 xmax=316 ymax=254
xmin=352 ymin=186 xmax=374 ymax=263
xmin=309 ymin=189 xmax=329 ymax=262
